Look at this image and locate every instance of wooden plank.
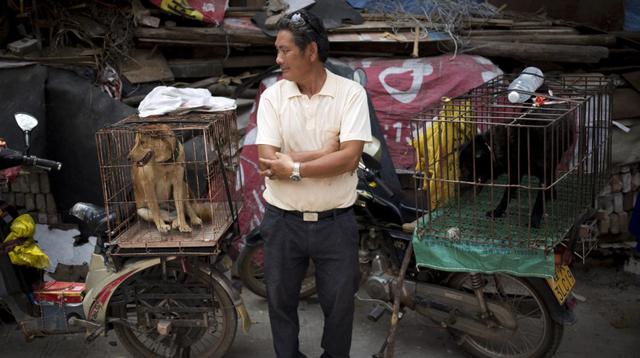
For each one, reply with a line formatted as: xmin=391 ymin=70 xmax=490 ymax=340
xmin=135 ymin=26 xmax=272 ymax=45
xmin=467 ymin=40 xmax=608 ymax=63
xmin=463 ymin=27 xmax=579 ymax=36
xmin=468 ymin=34 xmax=616 ymax=46
xmin=137 ymin=38 xmax=252 ymax=47
xmin=222 ymin=55 xmax=275 ymax=68
xmin=121 ymin=49 xmax=174 ymax=83
xmin=115 ymin=221 xmax=228 ymax=248
xmin=167 ymin=58 xmax=223 ymax=78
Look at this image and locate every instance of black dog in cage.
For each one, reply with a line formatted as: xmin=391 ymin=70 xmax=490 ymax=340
xmin=459 ymin=112 xmax=575 ymax=228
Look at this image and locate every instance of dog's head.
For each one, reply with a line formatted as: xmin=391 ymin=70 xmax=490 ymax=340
xmin=458 ymin=133 xmax=494 ymax=195
xmin=128 ymin=124 xmax=177 ymax=166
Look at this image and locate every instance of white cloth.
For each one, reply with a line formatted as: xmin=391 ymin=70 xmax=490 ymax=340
xmin=138 ymin=86 xmax=236 ymax=117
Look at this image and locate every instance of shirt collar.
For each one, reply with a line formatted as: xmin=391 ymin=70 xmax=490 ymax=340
xmin=283 ymin=69 xmax=337 ymax=99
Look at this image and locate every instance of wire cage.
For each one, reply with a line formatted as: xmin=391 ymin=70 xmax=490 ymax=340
xmin=409 ymin=74 xmax=612 ymax=276
xmin=95 ymin=111 xmax=241 ymax=256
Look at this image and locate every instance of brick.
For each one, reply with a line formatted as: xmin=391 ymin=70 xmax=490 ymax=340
xmin=622 ymin=172 xmax=632 ymax=193
xmin=24 ymin=194 xmax=35 ymax=211
xmin=45 ymin=194 xmax=57 ymax=214
xmin=610 ymin=175 xmax=623 ymax=193
xmin=610 ymin=213 xmax=620 ymax=235
xmin=13 ymin=175 xmax=28 ymax=193
xmin=39 ymin=173 xmax=50 ymax=193
xmin=35 ymin=194 xmax=46 ymax=212
xmin=37 ymin=212 xmax=48 ymax=224
xmin=7 ymin=38 xmax=39 ymax=55
xmin=5 ymin=192 xmax=15 ymax=205
xmin=47 ymin=214 xmax=58 ymax=225
xmin=613 ymin=193 xmax=624 ymax=213
xmin=619 ymin=211 xmax=629 ymax=233
xmin=15 ymin=193 xmax=25 ymax=207
xmin=29 ymin=173 xmax=40 ymax=193
xmin=624 ymin=192 xmax=637 ymax=211
xmin=598 ymin=213 xmax=610 ymax=234
xmin=632 ymin=173 xmax=640 ymax=191
xmin=598 ymin=195 xmax=613 ymax=214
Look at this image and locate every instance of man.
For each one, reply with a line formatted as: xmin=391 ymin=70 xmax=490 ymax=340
xmin=255 ymin=10 xmax=371 ymax=358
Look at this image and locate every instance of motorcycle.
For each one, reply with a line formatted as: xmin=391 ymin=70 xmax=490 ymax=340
xmin=1 ymin=113 xmax=249 ymax=357
xmin=238 ymin=140 xmax=579 ymax=358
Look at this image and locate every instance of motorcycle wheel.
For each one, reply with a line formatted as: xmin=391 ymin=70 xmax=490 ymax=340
xmin=111 ymin=265 xmax=237 ymax=358
xmin=238 ymin=241 xmax=317 ymax=299
xmin=448 ymin=272 xmax=563 ymax=358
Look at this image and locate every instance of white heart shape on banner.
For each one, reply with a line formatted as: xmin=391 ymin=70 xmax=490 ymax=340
xmin=378 ymin=59 xmax=433 ymax=104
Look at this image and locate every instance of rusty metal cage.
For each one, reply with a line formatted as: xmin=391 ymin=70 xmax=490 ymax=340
xmin=409 ymin=74 xmax=611 ymax=274
xmin=95 ymin=111 xmax=241 ymax=256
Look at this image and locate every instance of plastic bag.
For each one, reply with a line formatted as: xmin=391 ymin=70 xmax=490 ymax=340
xmin=411 ymin=98 xmax=474 ymax=210
xmin=3 ymin=214 xmax=49 ymax=269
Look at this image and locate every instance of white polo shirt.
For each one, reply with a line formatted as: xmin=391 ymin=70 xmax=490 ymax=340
xmin=256 ymin=69 xmax=372 ymax=211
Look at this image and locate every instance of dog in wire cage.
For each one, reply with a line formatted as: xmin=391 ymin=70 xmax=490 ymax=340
xmin=458 ymin=108 xmax=576 ymax=228
xmin=128 ymin=123 xmax=212 ymax=233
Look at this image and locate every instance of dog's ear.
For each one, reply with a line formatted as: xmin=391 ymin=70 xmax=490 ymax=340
xmin=474 ymin=134 xmax=488 ymax=159
xmin=129 ymin=133 xmax=141 ymax=156
xmin=163 ymin=132 xmax=177 ymax=155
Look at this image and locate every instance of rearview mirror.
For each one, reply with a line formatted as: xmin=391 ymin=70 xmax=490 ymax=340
xmin=14 ymin=112 xmax=38 ymax=155
xmin=353 ymin=68 xmax=367 ymax=87
xmin=15 ymin=112 xmax=38 ymax=132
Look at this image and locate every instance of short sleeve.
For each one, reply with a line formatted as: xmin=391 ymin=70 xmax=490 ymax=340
xmin=256 ymin=93 xmax=282 ymax=148
xmin=339 ymin=86 xmax=372 ymax=143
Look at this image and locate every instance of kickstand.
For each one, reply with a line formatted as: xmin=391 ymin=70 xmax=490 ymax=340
xmin=372 ymin=338 xmax=389 ymax=358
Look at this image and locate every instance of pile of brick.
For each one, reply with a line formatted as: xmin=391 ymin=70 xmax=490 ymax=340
xmin=0 ymin=169 xmax=59 ymax=224
xmin=596 ymin=163 xmax=640 ymax=239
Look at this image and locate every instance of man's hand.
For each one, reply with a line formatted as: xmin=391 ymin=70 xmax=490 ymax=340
xmin=259 ymin=152 xmax=295 ymax=180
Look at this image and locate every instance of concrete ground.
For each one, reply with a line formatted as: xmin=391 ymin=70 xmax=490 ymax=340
xmin=1 ymin=264 xmax=638 ymax=358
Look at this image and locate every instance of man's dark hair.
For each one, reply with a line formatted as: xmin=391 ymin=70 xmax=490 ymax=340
xmin=277 ymin=10 xmax=329 ymax=62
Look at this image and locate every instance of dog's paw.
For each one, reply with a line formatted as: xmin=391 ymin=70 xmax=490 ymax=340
xmin=486 ymin=209 xmax=505 ymax=219
xmin=157 ymin=222 xmax=171 ymax=233
xmin=191 ymin=216 xmax=203 ymax=226
xmin=172 ymin=219 xmax=192 ymax=233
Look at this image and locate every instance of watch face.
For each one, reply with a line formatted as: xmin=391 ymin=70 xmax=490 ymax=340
xmin=290 ymin=175 xmax=301 ymax=182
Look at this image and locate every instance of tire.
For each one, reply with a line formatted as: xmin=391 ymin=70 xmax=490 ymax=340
xmin=448 ymin=273 xmax=564 ymax=358
xmin=111 ymin=264 xmax=237 ymax=358
xmin=238 ymin=241 xmax=317 ymax=299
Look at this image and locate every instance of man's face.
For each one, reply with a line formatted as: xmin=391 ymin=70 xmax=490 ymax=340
xmin=275 ymin=30 xmax=313 ymax=83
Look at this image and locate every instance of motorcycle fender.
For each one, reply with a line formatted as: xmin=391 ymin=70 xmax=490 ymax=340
xmin=200 ymin=266 xmax=252 ymax=334
xmin=83 ymin=254 xmax=163 ymax=323
xmin=526 ymin=277 xmax=576 ymax=325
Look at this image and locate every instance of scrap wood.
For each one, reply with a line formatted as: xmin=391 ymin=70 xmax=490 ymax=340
xmin=467 ymin=40 xmax=609 ymax=63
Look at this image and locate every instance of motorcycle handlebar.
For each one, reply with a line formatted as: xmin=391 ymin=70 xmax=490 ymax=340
xmin=0 ymin=148 xmax=62 ymax=171
xmin=358 ymin=162 xmax=394 ymax=198
xmin=22 ymin=155 xmax=62 ymax=171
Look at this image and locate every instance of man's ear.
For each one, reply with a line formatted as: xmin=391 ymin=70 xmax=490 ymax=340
xmin=307 ymin=41 xmax=319 ymax=62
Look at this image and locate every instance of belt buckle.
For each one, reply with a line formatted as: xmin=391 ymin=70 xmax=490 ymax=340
xmin=303 ymin=212 xmax=318 ymax=222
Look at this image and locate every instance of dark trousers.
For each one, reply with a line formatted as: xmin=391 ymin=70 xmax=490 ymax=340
xmin=261 ymin=204 xmax=360 ymax=358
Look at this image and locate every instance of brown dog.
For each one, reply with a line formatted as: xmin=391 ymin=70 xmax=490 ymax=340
xmin=128 ymin=124 xmax=204 ymax=233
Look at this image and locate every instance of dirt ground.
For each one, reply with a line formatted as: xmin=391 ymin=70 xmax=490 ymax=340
xmin=0 ymin=262 xmax=638 ymax=358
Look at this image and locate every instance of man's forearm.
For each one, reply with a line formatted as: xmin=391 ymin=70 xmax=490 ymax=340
xmin=288 ymin=148 xmax=328 ymax=163
xmin=299 ymin=142 xmax=363 ymax=178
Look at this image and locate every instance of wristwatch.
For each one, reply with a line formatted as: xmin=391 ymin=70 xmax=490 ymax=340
xmin=290 ymin=162 xmax=301 ymax=182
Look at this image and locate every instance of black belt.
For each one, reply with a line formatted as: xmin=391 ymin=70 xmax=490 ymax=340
xmin=266 ymin=204 xmax=352 ymax=222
